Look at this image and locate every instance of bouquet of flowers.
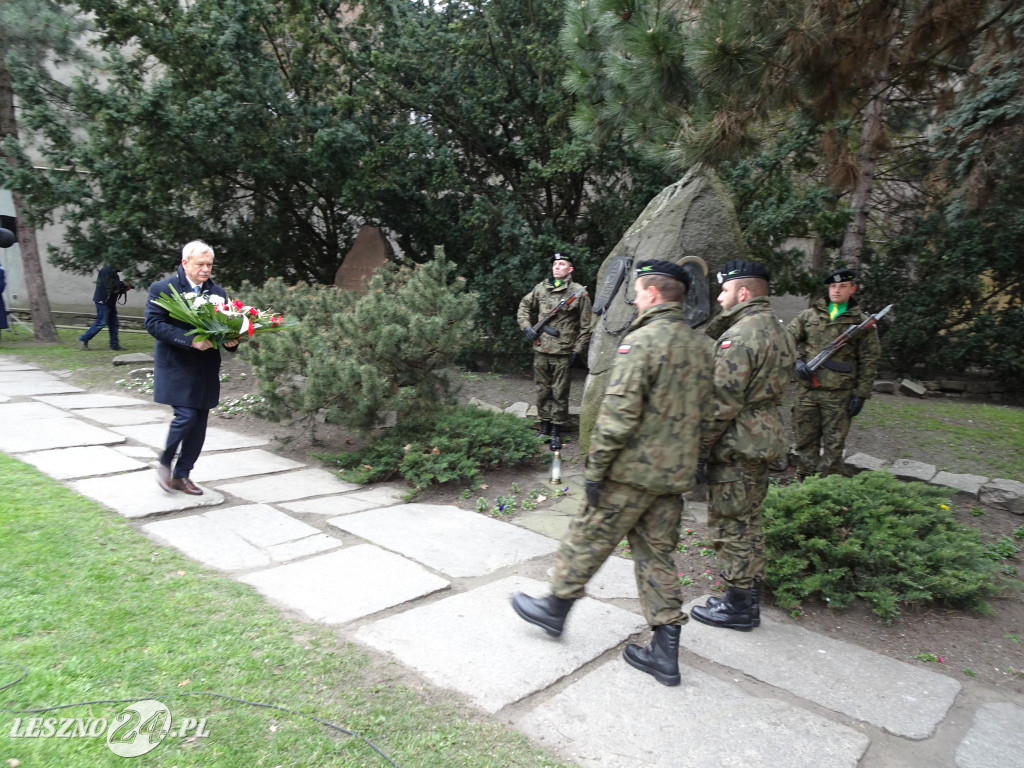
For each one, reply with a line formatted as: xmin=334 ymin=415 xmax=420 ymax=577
xmin=150 ymin=284 xmax=296 ymax=348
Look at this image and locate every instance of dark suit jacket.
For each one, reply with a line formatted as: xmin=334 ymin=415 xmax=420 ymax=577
xmin=93 ymin=265 xmax=128 ymax=305
xmin=144 ymin=265 xmax=230 ymax=409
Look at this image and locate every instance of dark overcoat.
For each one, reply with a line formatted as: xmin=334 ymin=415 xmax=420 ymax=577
xmin=144 ymin=265 xmax=228 ymax=409
xmin=0 ymin=266 xmax=8 ymax=330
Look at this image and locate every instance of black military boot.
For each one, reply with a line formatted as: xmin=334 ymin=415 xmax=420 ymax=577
xmin=511 ymin=593 xmax=576 ymax=637
xmin=690 ymin=587 xmax=755 ymax=631
xmin=622 ymin=625 xmax=681 ymax=686
xmin=549 ymin=424 xmax=562 ymax=451
xmin=703 ymin=583 xmax=760 ymax=627
xmin=538 ymin=420 xmax=552 ymax=441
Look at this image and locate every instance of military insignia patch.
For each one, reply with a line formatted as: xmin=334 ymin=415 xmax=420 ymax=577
xmin=618 ymin=345 xmax=631 ymax=354
xmin=720 ymin=340 xmax=732 ymax=349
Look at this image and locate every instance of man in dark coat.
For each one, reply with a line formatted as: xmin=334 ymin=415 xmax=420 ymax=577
xmin=0 ymin=263 xmax=8 ymax=343
xmin=145 ymin=240 xmax=237 ymax=495
xmin=79 ymin=264 xmax=132 ymax=350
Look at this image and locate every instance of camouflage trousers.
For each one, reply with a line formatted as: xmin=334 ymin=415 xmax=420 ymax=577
xmin=706 ymin=459 xmax=769 ymax=589
xmin=792 ymin=388 xmax=853 ymax=477
xmin=551 ymin=479 xmax=687 ymax=627
xmin=533 ymin=352 xmax=572 ymax=425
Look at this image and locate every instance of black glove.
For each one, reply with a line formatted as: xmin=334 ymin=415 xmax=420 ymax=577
xmin=584 ymin=479 xmax=602 ymax=507
xmin=846 ymin=395 xmax=865 ymax=418
xmin=696 ymin=458 xmax=708 ymax=485
xmin=522 ymin=325 xmax=538 ymax=342
xmin=569 ymin=351 xmax=580 ymax=367
xmin=795 ymin=360 xmax=813 ymax=381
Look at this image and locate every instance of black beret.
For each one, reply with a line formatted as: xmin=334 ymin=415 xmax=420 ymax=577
xmin=716 ymin=259 xmax=770 ymax=284
xmin=635 ymin=259 xmax=691 ymax=289
xmin=552 ymin=252 xmax=573 ymax=265
xmin=825 ymin=268 xmax=856 ymax=284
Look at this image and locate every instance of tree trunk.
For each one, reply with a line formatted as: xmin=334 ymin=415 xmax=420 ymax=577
xmin=0 ymin=57 xmax=58 ymax=342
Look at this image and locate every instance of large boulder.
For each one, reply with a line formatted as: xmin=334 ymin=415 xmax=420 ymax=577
xmin=580 ymin=168 xmax=746 ymax=453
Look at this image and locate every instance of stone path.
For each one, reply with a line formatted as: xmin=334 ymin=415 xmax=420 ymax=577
xmin=2 ymin=357 xmax=1023 ymax=767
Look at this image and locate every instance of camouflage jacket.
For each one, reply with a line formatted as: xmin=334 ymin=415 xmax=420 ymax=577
xmin=702 ymin=296 xmax=796 ymax=468
xmin=586 ymin=303 xmax=714 ymax=494
xmin=787 ymin=296 xmax=881 ymax=398
xmin=516 ymin=278 xmax=593 ymax=355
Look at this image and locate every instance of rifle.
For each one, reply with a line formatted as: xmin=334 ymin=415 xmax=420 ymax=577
xmin=805 ymin=303 xmax=893 ymax=388
xmin=529 ymin=286 xmax=588 ymax=346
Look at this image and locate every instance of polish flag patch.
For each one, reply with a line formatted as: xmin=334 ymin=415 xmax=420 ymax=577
xmin=618 ymin=345 xmax=631 ymax=354
xmin=720 ymin=340 xmax=732 ymax=349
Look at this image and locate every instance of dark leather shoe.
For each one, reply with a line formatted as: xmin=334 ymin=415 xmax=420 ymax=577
xmin=170 ymin=477 xmax=203 ymax=495
xmin=691 ymin=587 xmax=755 ymax=631
xmin=110 ymin=345 xmax=125 ymax=351
xmin=705 ymin=584 xmax=761 ymax=627
xmin=511 ymin=593 xmax=575 ymax=637
xmin=155 ymin=464 xmax=174 ymax=493
xmin=623 ymin=624 xmax=682 ymax=686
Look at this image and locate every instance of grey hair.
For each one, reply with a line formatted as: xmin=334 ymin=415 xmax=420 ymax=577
xmin=181 ymin=240 xmax=214 ymax=261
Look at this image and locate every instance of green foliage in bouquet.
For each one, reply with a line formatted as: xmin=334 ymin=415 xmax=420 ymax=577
xmin=149 ymin=285 xmax=295 ymax=348
xmin=240 ymin=247 xmax=477 ymax=432
xmin=315 ymin=405 xmax=540 ymax=491
xmin=764 ymin=471 xmax=1005 ymax=624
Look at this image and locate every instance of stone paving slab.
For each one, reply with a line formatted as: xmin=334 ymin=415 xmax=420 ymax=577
xmin=0 ymin=417 xmax=126 ymax=453
xmin=355 ymin=575 xmax=646 ymax=714
xmin=238 ymin=545 xmax=450 ymax=625
xmin=0 ymin=381 xmax=84 ymax=396
xmin=341 ymin=485 xmax=410 ymax=505
xmin=516 ymin=658 xmax=870 ymax=768
xmin=327 ymin=504 xmax=559 ymax=578
xmin=955 ymin=702 xmax=1024 ymax=768
xmin=77 ymin=406 xmax=170 ymax=426
xmin=930 ymin=470 xmax=988 ymax=500
xmin=0 ymin=370 xmax=70 ymax=382
xmin=18 ymin=445 xmax=149 ymax=479
xmin=143 ymin=504 xmax=340 ymax=571
xmin=114 ymin=445 xmax=157 ymax=459
xmin=0 ymin=394 xmax=8 ymax=402
xmin=111 ymin=422 xmax=269 ymax=451
xmin=0 ymin=401 xmax=72 ymax=421
xmin=34 ymin=393 xmax=151 ymax=409
xmin=70 ymin=469 xmax=225 ymax=518
xmin=0 ymin=361 xmax=40 ymax=371
xmin=280 ymin=494 xmax=383 ymax=517
xmin=889 ymin=458 xmax=937 ymax=483
xmin=189 ymin=449 xmax=306 ymax=483
xmin=584 ymin=555 xmax=639 ymax=599
xmin=204 ymin=504 xmax=326 ymax=548
xmin=678 ymin=596 xmax=961 ymax=739
xmin=214 ymin=468 xmax=360 ymax=503
xmin=144 ymin=514 xmax=276 ymax=571
xmin=512 ymin=510 xmax=572 ymax=540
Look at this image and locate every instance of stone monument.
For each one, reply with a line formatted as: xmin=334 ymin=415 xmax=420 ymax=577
xmin=579 ymin=167 xmax=748 ymax=453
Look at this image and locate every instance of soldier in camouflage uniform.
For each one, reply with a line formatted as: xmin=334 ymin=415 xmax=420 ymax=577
xmin=691 ymin=260 xmax=795 ymax=632
xmin=788 ymin=269 xmax=881 ymax=479
xmin=517 ymin=253 xmax=592 ymax=450
xmin=512 ymin=260 xmax=714 ymax=686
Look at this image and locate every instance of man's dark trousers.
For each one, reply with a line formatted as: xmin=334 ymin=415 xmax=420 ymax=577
xmin=81 ymin=301 xmax=120 ymax=348
xmin=161 ymin=406 xmax=210 ymax=479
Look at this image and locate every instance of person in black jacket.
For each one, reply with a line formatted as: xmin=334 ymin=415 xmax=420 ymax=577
xmin=79 ymin=264 xmax=132 ymax=350
xmin=144 ymin=241 xmax=237 ymax=495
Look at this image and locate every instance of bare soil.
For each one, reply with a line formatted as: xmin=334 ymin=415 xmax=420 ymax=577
xmin=91 ymin=356 xmax=1024 ymax=697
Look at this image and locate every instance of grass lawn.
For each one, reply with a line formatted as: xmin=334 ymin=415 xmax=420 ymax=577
xmin=0 ymin=454 xmax=570 ymax=768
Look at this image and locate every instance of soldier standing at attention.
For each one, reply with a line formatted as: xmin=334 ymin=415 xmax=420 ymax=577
xmin=690 ymin=260 xmax=795 ymax=632
xmin=788 ymin=268 xmax=881 ymax=479
xmin=512 ymin=260 xmax=713 ymax=686
xmin=517 ymin=253 xmax=592 ymax=451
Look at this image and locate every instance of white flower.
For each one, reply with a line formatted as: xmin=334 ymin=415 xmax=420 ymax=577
xmin=183 ymin=292 xmax=197 ymax=300
xmin=210 ymin=294 xmax=226 ymax=305
xmin=193 ymin=295 xmax=209 ymax=308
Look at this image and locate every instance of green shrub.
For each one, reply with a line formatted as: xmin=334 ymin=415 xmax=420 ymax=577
xmin=240 ymin=247 xmax=477 ymax=433
xmin=314 ymin=405 xmax=540 ymax=492
xmin=764 ymin=471 xmax=1003 ymax=624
